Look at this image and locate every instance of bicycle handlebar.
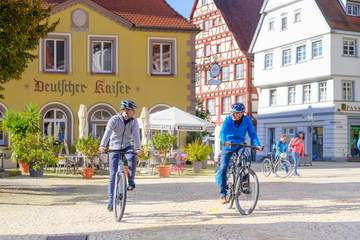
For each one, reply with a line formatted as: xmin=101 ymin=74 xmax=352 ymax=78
xmin=225 ymin=142 xmax=264 ymax=151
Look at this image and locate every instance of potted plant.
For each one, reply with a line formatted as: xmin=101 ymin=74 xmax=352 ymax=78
xmin=184 ymin=138 xmax=212 ymax=173
xmin=152 ymin=132 xmax=176 ymax=177
xmin=76 ymin=136 xmax=100 ymax=179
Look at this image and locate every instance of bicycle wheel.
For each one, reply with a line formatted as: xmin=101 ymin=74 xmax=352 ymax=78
xmin=274 ymin=159 xmax=292 ymax=178
xmin=113 ymin=171 xmax=127 ymax=222
xmin=235 ymin=168 xmax=259 ymax=215
xmin=226 ymin=171 xmax=235 ymax=209
xmin=262 ymin=158 xmax=272 ymax=177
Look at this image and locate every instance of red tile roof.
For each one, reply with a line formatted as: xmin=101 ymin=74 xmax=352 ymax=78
xmin=315 ymin=0 xmax=360 ymax=32
xmin=44 ymin=0 xmax=197 ymax=31
xmin=190 ymin=0 xmax=263 ymax=53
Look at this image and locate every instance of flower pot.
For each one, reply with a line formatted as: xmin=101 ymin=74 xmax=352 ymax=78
xmin=192 ymin=161 xmax=202 ymax=173
xmin=19 ymin=161 xmax=29 ymax=174
xmin=29 ymin=166 xmax=44 ymax=177
xmin=81 ymin=167 xmax=94 ymax=179
xmin=157 ymin=165 xmax=170 ymax=178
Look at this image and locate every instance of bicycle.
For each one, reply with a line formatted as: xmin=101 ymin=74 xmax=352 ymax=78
xmin=112 ymin=150 xmax=128 ymax=222
xmin=262 ymin=152 xmax=292 ymax=178
xmin=226 ymin=143 xmax=262 ymax=215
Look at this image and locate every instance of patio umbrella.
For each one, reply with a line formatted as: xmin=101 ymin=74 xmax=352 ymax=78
xmin=214 ymin=125 xmax=221 ymax=162
xmin=78 ymin=104 xmax=88 ymax=139
xmin=139 ymin=106 xmax=150 ymax=145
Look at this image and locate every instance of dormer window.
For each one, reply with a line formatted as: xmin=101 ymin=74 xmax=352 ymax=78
xmin=347 ymin=3 xmax=360 ymax=16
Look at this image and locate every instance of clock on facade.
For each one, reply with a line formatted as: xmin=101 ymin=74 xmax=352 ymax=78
xmin=72 ymin=9 xmax=87 ymax=27
xmin=210 ymin=63 xmax=221 ymax=78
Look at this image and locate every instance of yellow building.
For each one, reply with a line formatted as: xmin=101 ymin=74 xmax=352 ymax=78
xmin=0 ymin=0 xmax=198 ymax=147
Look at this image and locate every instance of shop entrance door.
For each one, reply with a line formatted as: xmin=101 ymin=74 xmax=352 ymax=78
xmin=312 ymin=127 xmax=323 ymax=161
xmin=350 ymin=126 xmax=360 ymax=157
xmin=269 ymin=128 xmax=275 ymax=152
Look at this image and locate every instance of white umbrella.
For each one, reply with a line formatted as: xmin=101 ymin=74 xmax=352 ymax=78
xmin=78 ymin=104 xmax=88 ymax=139
xmin=139 ymin=107 xmax=150 ymax=145
xmin=214 ymin=125 xmax=221 ymax=162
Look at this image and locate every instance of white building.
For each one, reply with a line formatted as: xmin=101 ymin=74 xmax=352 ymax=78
xmin=250 ymin=0 xmax=360 ymax=161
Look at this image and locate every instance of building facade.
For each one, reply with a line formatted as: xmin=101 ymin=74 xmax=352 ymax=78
xmin=0 ymin=0 xmax=197 ymax=152
xmin=190 ymin=0 xmax=263 ymax=126
xmin=250 ymin=0 xmax=360 ymax=161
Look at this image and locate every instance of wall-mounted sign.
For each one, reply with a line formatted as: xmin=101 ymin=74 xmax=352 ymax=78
xmin=34 ymin=78 xmax=131 ymax=97
xmin=210 ymin=63 xmax=221 ymax=78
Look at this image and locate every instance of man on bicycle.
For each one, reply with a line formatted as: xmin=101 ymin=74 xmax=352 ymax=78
xmin=99 ymin=100 xmax=141 ymax=211
xmin=216 ymin=103 xmax=261 ymax=204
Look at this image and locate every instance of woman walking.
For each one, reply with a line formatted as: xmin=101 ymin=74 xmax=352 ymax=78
xmin=288 ymin=132 xmax=304 ymax=176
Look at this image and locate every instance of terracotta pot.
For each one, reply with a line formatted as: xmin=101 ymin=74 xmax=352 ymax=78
xmin=157 ymin=165 xmax=170 ymax=178
xmin=19 ymin=161 xmax=29 ymax=174
xmin=81 ymin=167 xmax=94 ymax=179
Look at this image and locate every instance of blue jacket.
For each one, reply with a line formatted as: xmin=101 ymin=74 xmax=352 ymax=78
xmin=273 ymin=140 xmax=288 ymax=159
xmin=357 ymin=138 xmax=360 ymax=152
xmin=220 ymin=115 xmax=260 ymax=151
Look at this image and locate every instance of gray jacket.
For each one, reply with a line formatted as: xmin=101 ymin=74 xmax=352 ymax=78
xmin=100 ymin=113 xmax=141 ymax=151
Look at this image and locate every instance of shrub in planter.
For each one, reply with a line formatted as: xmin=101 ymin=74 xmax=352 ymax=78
xmin=152 ymin=132 xmax=176 ymax=177
xmin=184 ymin=139 xmax=212 ymax=173
xmin=76 ymin=137 xmax=100 ymax=179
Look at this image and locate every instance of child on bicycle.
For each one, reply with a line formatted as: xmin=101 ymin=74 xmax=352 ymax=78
xmin=273 ymin=134 xmax=288 ymax=160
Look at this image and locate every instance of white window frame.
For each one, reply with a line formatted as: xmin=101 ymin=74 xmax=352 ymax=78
xmin=282 ymin=49 xmax=291 ymax=66
xmin=42 ymin=34 xmax=70 ymax=73
xmin=270 ymin=89 xmax=277 ymax=106
xmin=342 ymin=81 xmax=353 ymax=101
xmin=347 ymin=4 xmax=360 ymax=16
xmin=148 ymin=38 xmax=176 ymax=76
xmin=222 ymin=96 xmax=231 ymax=114
xmin=343 ymin=38 xmax=357 ymax=57
xmin=91 ymin=40 xmax=114 ymax=74
xmin=312 ymin=40 xmax=323 ymax=59
xmin=207 ymin=98 xmax=216 ymax=116
xmin=281 ymin=17 xmax=287 ymax=31
xmin=43 ymin=109 xmax=67 ymax=142
xmin=303 ymin=84 xmax=311 ymax=103
xmin=264 ymin=53 xmax=273 ymax=69
xmin=294 ymin=11 xmax=301 ymax=23
xmin=296 ymin=45 xmax=306 ymax=63
xmin=288 ymin=86 xmax=296 ymax=105
xmin=205 ymin=44 xmax=211 ymax=57
xmin=206 ymin=70 xmax=211 ymax=84
xmin=203 ymin=20 xmax=210 ymax=32
xmin=195 ymin=72 xmax=200 ymax=86
xmin=91 ymin=110 xmax=112 ymax=139
xmin=319 ymin=81 xmax=327 ymax=102
xmin=268 ymin=19 xmax=275 ymax=31
xmin=236 ymin=95 xmax=245 ymax=103
xmin=222 ymin=66 xmax=230 ymax=81
xmin=235 ymin=64 xmax=244 ymax=79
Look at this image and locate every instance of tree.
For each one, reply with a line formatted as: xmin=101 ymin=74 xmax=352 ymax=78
xmin=0 ymin=0 xmax=58 ymax=98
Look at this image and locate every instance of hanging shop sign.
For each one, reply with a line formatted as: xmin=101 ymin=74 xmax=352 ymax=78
xmin=34 ymin=78 xmax=132 ymax=97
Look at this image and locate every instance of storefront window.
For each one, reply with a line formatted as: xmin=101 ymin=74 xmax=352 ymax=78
xmin=91 ymin=110 xmax=112 ymax=139
xmin=350 ymin=126 xmax=360 ymax=157
xmin=43 ymin=109 xmax=67 ymax=142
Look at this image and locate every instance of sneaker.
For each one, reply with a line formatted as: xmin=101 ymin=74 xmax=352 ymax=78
xmin=127 ymin=185 xmax=135 ymax=191
xmin=107 ymin=203 xmax=113 ymax=212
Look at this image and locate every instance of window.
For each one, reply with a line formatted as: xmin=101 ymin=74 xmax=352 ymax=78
xmin=236 ymin=95 xmax=245 ymax=103
xmin=201 ymin=0 xmax=208 ymax=6
xmin=270 ymin=89 xmax=277 ymax=106
xmin=312 ymin=40 xmax=323 ymax=59
xmin=150 ymin=40 xmax=174 ymax=75
xmin=294 ymin=12 xmax=301 ymax=23
xmin=319 ymin=82 xmax=327 ymax=102
xmin=206 ymin=70 xmax=211 ymax=83
xmin=222 ymin=97 xmax=231 ymax=114
xmin=91 ymin=110 xmax=112 ymax=139
xmin=205 ymin=45 xmax=211 ymax=56
xmin=281 ymin=17 xmax=287 ymax=31
xmin=0 ymin=112 xmax=4 ymax=145
xmin=296 ymin=45 xmax=306 ymax=63
xmin=43 ymin=109 xmax=67 ymax=142
xmin=195 ymin=72 xmax=200 ymax=86
xmin=43 ymin=37 xmax=68 ymax=72
xmin=343 ymin=39 xmax=357 ymax=57
xmin=222 ymin=66 xmax=230 ymax=81
xmin=282 ymin=49 xmax=291 ymax=66
xmin=90 ymin=39 xmax=115 ymax=74
xmin=282 ymin=127 xmax=296 ymax=140
xmin=268 ymin=20 xmax=275 ymax=31
xmin=303 ymin=84 xmax=311 ymax=103
xmin=203 ymin=21 xmax=210 ymax=32
xmin=207 ymin=98 xmax=215 ymax=115
xmin=264 ymin=53 xmax=273 ymax=69
xmin=347 ymin=4 xmax=360 ymax=16
xmin=342 ymin=81 xmax=353 ymax=101
xmin=217 ymin=44 xmax=223 ymax=53
xmin=235 ymin=64 xmax=244 ymax=79
xmin=213 ymin=17 xmax=222 ymax=26
xmin=288 ymin=86 xmax=296 ymax=105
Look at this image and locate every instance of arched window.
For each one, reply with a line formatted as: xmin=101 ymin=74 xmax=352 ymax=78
xmin=0 ymin=111 xmax=4 ymax=145
xmin=43 ymin=109 xmax=67 ymax=142
xmin=91 ymin=110 xmax=112 ymax=139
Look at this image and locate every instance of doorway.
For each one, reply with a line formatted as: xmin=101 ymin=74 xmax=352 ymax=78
xmin=312 ymin=127 xmax=323 ymax=161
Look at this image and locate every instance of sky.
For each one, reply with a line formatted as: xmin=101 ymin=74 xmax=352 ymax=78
xmin=166 ymin=0 xmax=194 ymax=19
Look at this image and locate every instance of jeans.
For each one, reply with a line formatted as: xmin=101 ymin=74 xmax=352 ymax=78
xmin=292 ymin=152 xmax=300 ymax=174
xmin=108 ymin=146 xmax=136 ymax=206
xmin=216 ymin=147 xmax=241 ymax=198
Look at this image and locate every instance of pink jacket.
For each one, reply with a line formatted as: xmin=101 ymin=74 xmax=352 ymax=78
xmin=289 ymin=137 xmax=304 ymax=157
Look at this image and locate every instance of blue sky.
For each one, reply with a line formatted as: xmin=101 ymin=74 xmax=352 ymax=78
xmin=166 ymin=0 xmax=194 ymax=19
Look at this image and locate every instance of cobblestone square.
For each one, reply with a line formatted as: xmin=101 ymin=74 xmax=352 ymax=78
xmin=1 ymin=162 xmax=360 ymax=240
